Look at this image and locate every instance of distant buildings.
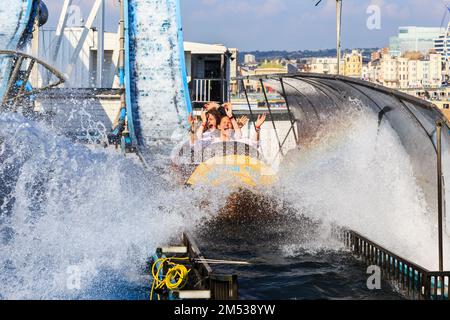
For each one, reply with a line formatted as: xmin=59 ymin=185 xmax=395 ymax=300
xmin=343 ymin=50 xmax=363 ymax=78
xmin=234 ymin=25 xmax=450 ymax=116
xmin=371 ymin=47 xmax=390 ymax=61
xmin=361 ymin=64 xmax=370 ymax=81
xmin=244 ymin=54 xmax=256 ymax=65
xmin=434 ymin=22 xmax=450 ymax=66
xmin=367 ymin=48 xmax=442 ymax=89
xmin=369 ymin=25 xmax=450 ymax=91
xmin=255 ymin=60 xmax=287 ymax=75
xmin=305 ymin=50 xmax=363 ymax=78
xmin=389 ymin=26 xmax=444 ymax=57
xmin=309 ymin=57 xmax=340 ymax=75
xmin=240 ymin=60 xmax=288 ymax=92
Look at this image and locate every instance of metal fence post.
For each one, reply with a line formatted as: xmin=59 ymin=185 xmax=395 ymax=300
xmin=436 ymin=121 xmax=444 ymax=272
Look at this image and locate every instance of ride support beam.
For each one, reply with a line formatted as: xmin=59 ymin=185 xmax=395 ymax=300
xmin=241 ymin=79 xmax=256 ymax=130
xmin=279 ymin=77 xmax=298 ymax=144
xmin=336 ymin=0 xmax=342 ymax=75
xmin=12 ymin=59 xmax=36 ymax=111
xmin=1 ymin=56 xmax=24 ymax=106
xmin=96 ymin=0 xmax=105 ymax=88
xmin=259 ymin=78 xmax=284 ymax=155
xmin=47 ymin=0 xmax=72 ymax=84
xmin=65 ymin=0 xmax=102 ymax=82
xmin=436 ymin=121 xmax=444 ymax=272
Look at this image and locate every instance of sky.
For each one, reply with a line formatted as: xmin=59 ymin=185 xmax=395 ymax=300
xmin=43 ymin=0 xmax=450 ymax=51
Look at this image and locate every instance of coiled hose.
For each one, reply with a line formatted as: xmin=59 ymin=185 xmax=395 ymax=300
xmin=150 ymin=257 xmax=190 ymax=300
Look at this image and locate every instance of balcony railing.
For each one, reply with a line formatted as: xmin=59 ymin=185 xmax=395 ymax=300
xmin=192 ymin=78 xmax=227 ymax=103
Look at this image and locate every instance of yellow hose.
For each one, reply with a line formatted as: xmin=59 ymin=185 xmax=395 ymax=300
xmin=150 ymin=257 xmax=190 ymax=300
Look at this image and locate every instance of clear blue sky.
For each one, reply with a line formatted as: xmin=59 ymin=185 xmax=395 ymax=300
xmin=44 ymin=0 xmax=449 ymax=51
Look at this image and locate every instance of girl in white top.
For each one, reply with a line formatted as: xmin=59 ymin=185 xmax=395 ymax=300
xmin=196 ymin=108 xmax=222 ymax=146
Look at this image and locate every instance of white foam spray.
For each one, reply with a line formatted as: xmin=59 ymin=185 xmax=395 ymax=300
xmin=276 ymin=102 xmax=450 ymax=270
xmin=1 ymin=97 xmax=449 ymax=299
xmin=0 ymin=112 xmax=226 ymax=299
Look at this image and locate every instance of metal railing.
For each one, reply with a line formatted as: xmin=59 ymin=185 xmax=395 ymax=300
xmin=336 ymin=229 xmax=449 ymax=300
xmin=192 ymin=78 xmax=226 ymax=103
xmin=239 ymin=77 xmax=299 ymax=162
xmin=231 ymin=92 xmax=283 ymax=101
xmin=0 ymin=50 xmax=65 ymax=109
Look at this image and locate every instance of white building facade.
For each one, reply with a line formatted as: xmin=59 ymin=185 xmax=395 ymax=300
xmin=309 ymin=57 xmax=340 ymax=75
xmin=367 ymin=52 xmax=442 ymax=89
xmin=31 ymin=28 xmax=119 ymax=89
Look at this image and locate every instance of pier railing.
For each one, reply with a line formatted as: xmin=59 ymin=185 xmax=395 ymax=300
xmin=335 ymin=229 xmax=449 ymax=300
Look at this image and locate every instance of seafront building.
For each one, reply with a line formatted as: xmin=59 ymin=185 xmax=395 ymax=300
xmin=304 ymin=51 xmax=363 ymax=78
xmin=389 ymin=26 xmax=444 ymax=56
xmin=343 ymin=50 xmax=363 ymax=78
xmin=244 ymin=54 xmax=256 ymax=65
xmin=309 ymin=57 xmax=340 ymax=75
xmin=367 ymin=48 xmax=442 ymax=89
xmin=434 ymin=29 xmax=450 ymax=62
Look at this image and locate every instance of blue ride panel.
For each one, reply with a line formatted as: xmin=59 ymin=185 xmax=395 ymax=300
xmin=0 ymin=0 xmax=37 ymax=102
xmin=124 ymin=0 xmax=192 ymax=152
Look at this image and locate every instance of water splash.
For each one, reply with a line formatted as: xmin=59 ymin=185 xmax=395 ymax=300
xmin=276 ymin=103 xmax=448 ymax=270
xmin=1 ymin=98 xmax=448 ymax=299
xmin=0 ymin=112 xmax=217 ymax=299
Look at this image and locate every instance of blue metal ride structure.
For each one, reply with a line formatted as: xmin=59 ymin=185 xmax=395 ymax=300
xmin=0 ymin=0 xmax=41 ymax=102
xmin=117 ymin=0 xmax=192 ymax=156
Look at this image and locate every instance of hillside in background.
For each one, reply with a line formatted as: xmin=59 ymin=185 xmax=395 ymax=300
xmin=238 ymin=48 xmax=379 ymax=63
